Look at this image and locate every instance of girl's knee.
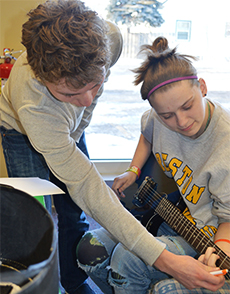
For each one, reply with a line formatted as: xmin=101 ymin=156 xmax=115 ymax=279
xmin=76 ymin=232 xmax=109 ymax=266
xmin=110 ymin=243 xmax=151 ymax=283
xmin=110 ymin=243 xmax=138 ymax=273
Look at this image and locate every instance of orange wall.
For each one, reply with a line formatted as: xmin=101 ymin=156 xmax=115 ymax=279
xmin=0 ymin=0 xmax=45 ymax=176
xmin=0 ymin=0 xmax=45 ymax=53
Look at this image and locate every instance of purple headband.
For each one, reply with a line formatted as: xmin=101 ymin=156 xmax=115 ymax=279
xmin=147 ymin=75 xmax=198 ymax=100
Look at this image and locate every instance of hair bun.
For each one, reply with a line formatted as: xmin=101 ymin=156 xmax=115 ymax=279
xmin=152 ymin=37 xmax=169 ymax=53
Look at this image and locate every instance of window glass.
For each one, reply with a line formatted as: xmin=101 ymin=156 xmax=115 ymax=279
xmin=84 ymin=0 xmax=230 ymax=160
xmin=176 ymin=20 xmax=191 ymax=40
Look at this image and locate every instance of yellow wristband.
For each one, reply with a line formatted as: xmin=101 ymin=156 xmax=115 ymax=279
xmin=126 ymin=165 xmax=141 ymax=179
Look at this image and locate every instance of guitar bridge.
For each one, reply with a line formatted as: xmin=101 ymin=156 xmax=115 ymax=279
xmin=132 ymin=176 xmax=158 ymax=208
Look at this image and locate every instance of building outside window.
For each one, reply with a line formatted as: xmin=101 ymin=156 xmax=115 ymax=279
xmin=226 ymin=22 xmax=230 ymax=38
xmin=176 ymin=20 xmax=191 ymax=41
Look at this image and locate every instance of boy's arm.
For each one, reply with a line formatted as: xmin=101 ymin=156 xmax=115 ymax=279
xmin=155 ymin=223 xmax=230 ymax=291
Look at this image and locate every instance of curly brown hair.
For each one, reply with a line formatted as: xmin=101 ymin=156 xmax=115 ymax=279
xmin=22 ymin=0 xmax=111 ymax=88
xmin=133 ymin=37 xmax=199 ymax=100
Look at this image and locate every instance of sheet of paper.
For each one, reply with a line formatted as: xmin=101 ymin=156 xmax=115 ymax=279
xmin=0 ymin=177 xmax=65 ymax=196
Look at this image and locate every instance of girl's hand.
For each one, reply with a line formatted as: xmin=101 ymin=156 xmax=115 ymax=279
xmin=198 ymin=247 xmax=220 ymax=267
xmin=198 ymin=245 xmax=230 ymax=268
xmin=112 ymin=172 xmax=137 ymax=199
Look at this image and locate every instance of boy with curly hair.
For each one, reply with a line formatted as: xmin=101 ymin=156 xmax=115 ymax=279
xmin=1 ymin=0 xmax=123 ymax=293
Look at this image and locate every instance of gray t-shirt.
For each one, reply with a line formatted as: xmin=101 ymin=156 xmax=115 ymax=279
xmin=141 ymin=101 xmax=230 ymax=240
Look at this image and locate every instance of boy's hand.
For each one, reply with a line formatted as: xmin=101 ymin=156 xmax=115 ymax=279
xmin=154 ymin=250 xmax=226 ymax=291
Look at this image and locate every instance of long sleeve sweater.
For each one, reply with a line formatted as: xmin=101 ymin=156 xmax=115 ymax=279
xmin=0 ymin=22 xmax=166 ymax=266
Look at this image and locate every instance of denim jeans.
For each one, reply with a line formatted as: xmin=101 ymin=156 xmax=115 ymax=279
xmin=78 ymin=223 xmax=198 ymax=294
xmin=0 ymin=126 xmax=90 ymax=293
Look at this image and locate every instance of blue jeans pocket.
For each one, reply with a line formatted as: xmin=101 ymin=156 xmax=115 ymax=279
xmin=0 ymin=126 xmax=49 ymax=178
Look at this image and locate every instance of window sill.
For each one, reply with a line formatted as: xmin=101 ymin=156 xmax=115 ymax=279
xmin=92 ymin=159 xmax=131 ymax=181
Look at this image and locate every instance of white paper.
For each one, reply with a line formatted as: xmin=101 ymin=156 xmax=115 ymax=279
xmin=0 ymin=177 xmax=65 ymax=196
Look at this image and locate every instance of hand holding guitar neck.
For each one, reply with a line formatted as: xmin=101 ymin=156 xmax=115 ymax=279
xmin=133 ymin=176 xmax=230 ymax=280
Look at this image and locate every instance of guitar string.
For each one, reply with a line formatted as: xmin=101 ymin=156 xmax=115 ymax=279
xmin=138 ymin=182 xmax=230 ymax=270
xmin=143 ymin=187 xmax=230 ymax=273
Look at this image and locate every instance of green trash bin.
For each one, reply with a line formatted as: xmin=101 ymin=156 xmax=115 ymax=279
xmin=0 ymin=184 xmax=59 ymax=294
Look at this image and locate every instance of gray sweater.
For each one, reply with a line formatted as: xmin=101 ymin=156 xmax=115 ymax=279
xmin=141 ymin=101 xmax=230 ymax=240
xmin=0 ymin=23 xmax=166 ymax=266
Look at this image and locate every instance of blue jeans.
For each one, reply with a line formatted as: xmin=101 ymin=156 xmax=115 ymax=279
xmin=0 ymin=126 xmax=90 ymax=293
xmin=78 ymin=223 xmax=198 ymax=294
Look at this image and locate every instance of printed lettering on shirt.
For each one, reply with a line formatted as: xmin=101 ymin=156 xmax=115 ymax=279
xmin=155 ymin=152 xmax=165 ymax=171
xmin=162 ymin=153 xmax=171 ymax=172
xmin=155 ymin=152 xmax=217 ymax=237
xmin=181 ymin=176 xmax=193 ymax=195
xmin=200 ymin=225 xmax=217 ymax=238
xmin=154 ymin=152 xmax=205 ymax=204
xmin=185 ymin=184 xmax=205 ymax=204
xmin=168 ymin=157 xmax=182 ymax=177
xmin=183 ymin=207 xmax=196 ymax=225
xmin=176 ymin=165 xmax=192 ymax=187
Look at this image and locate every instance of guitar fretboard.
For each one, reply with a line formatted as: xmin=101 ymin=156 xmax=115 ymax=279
xmin=136 ymin=177 xmax=230 ymax=279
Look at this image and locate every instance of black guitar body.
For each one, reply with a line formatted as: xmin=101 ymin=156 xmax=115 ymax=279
xmin=141 ymin=209 xmax=164 ymax=236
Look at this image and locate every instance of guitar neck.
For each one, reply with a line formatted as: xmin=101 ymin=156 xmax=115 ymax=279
xmin=155 ymin=197 xmax=230 ymax=279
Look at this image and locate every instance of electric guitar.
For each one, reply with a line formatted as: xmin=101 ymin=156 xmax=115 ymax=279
xmin=132 ymin=176 xmax=230 ymax=279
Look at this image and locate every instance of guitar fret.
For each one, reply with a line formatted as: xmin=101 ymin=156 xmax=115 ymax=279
xmin=180 ymin=218 xmax=191 ymax=238
xmin=157 ymin=201 xmax=172 ymax=223
xmin=189 ymin=230 xmax=199 ymax=246
xmin=159 ymin=197 xmax=210 ymax=254
xmin=171 ymin=212 xmax=183 ymax=231
xmin=157 ymin=199 xmax=210 ymax=254
xmin=159 ymin=199 xmax=191 ymax=239
xmin=187 ymin=227 xmax=197 ymax=243
xmin=170 ymin=211 xmax=180 ymax=227
xmin=197 ymin=235 xmax=212 ymax=254
xmin=197 ymin=235 xmax=207 ymax=254
xmin=163 ymin=201 xmax=175 ymax=224
xmin=161 ymin=199 xmax=176 ymax=222
xmin=216 ymin=250 xmax=228 ymax=268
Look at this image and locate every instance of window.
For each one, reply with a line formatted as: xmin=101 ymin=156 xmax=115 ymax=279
xmin=226 ymin=22 xmax=230 ymax=37
xmin=176 ymin=20 xmax=191 ymax=41
xmin=83 ymin=0 xmax=230 ymax=162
